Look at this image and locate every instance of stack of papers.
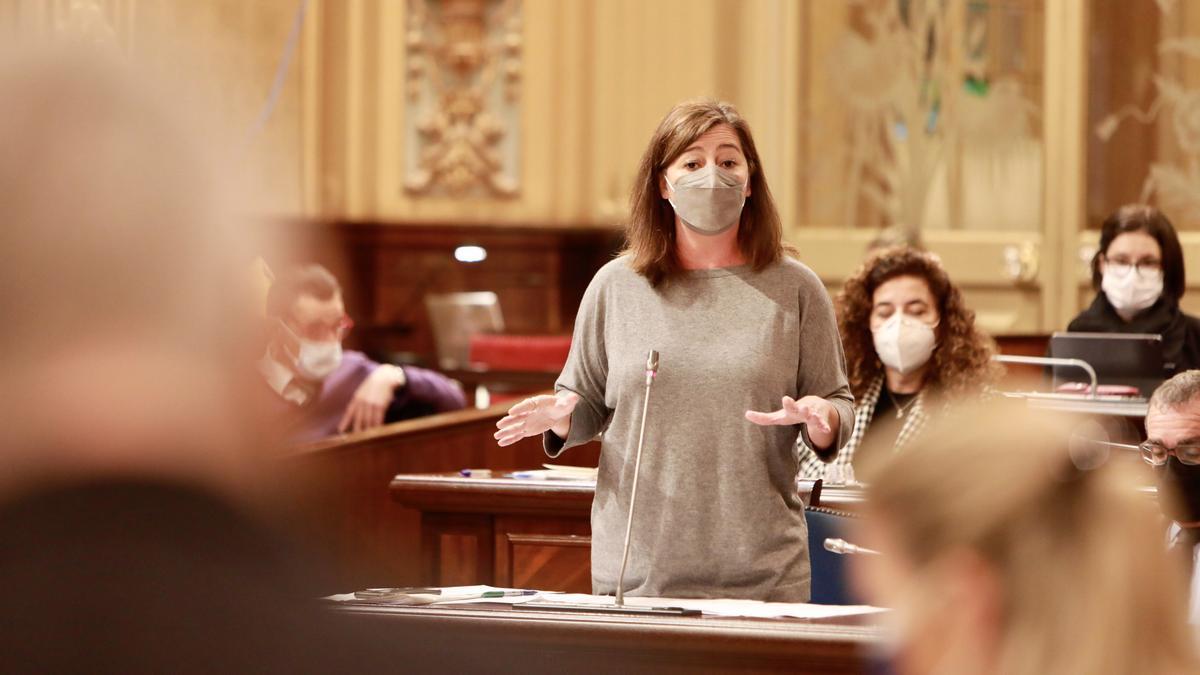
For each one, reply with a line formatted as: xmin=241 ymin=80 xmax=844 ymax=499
xmin=538 ymin=594 xmax=885 ymax=619
xmin=510 ymin=464 xmax=598 ymax=481
xmin=328 ymin=586 xmax=885 ymax=619
xmin=326 ymin=586 xmax=547 ymax=605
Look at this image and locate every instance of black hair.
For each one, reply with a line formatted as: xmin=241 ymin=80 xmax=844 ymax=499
xmin=1091 ymin=204 xmax=1186 ymax=301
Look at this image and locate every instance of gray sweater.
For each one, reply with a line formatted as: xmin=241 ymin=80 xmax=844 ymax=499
xmin=546 ymin=256 xmax=854 ymax=601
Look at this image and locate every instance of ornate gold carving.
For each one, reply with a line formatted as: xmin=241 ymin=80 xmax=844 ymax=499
xmin=403 ymin=0 xmax=522 ymax=198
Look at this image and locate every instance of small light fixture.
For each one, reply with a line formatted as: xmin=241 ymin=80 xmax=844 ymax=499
xmin=454 ymin=245 xmax=487 ymax=263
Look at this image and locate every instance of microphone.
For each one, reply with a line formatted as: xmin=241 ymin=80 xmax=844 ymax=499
xmin=615 ymin=349 xmax=659 ymax=606
xmin=823 ymin=538 xmax=880 ymax=556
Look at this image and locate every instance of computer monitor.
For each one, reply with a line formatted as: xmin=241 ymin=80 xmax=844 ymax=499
xmin=424 ymin=291 xmax=505 ymax=370
xmin=1048 ymin=332 xmax=1167 ymax=398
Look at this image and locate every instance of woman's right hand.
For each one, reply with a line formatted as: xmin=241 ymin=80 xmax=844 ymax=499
xmin=494 ymin=391 xmax=580 ymax=447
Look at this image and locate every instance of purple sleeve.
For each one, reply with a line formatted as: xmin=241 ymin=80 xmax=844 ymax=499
xmin=393 ymin=365 xmax=467 ymax=413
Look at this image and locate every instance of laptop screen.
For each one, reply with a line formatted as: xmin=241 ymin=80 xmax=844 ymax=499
xmin=1048 ymin=332 xmax=1167 ymax=397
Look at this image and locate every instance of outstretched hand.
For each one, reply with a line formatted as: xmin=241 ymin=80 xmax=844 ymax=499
xmin=745 ymin=395 xmax=839 ymax=450
xmin=494 ymin=391 xmax=580 ymax=447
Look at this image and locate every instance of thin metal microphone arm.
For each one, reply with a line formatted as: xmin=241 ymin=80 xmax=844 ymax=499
xmin=616 ymin=350 xmax=658 ymax=606
xmin=823 ymin=538 xmax=881 ymax=556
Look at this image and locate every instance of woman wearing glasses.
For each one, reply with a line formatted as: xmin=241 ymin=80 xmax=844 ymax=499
xmin=1067 ymin=204 xmax=1200 ymax=373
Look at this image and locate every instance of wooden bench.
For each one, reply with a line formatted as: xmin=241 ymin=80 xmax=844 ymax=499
xmin=278 ymin=401 xmax=599 ymax=589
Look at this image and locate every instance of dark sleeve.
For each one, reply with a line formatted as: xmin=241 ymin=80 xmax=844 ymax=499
xmin=387 ymin=366 xmax=467 ymax=420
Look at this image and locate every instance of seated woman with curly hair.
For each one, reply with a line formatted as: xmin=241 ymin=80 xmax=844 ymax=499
xmin=799 ymin=247 xmax=1001 ymax=482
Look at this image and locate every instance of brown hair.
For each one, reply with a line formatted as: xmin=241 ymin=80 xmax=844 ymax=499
xmin=265 ymin=264 xmax=341 ymax=319
xmin=837 ymin=246 xmax=999 ymax=400
xmin=863 ymin=402 xmax=1199 ymax=675
xmin=624 ymin=99 xmax=788 ymax=286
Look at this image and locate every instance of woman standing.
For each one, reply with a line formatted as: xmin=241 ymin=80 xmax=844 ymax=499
xmin=495 ymin=99 xmax=854 ymax=602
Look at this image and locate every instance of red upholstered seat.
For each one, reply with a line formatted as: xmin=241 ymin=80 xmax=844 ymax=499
xmin=467 ymin=334 xmax=572 ymax=372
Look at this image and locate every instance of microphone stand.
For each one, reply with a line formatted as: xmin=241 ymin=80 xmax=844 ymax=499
xmin=616 ymin=349 xmax=657 ymax=606
xmin=514 ymin=350 xmax=697 ymax=616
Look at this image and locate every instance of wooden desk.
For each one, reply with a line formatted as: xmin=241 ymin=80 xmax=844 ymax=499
xmin=278 ymin=404 xmax=598 ymax=589
xmin=390 ymin=474 xmax=865 ymax=592
xmin=332 ymin=600 xmax=884 ymax=674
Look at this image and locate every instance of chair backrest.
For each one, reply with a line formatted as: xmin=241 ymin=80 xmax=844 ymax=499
xmin=424 ymin=292 xmax=505 ymax=369
xmin=467 ymin=334 xmax=572 ymax=372
xmin=804 ymin=505 xmax=861 ymax=605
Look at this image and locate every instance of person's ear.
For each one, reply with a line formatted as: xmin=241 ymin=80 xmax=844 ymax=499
xmin=659 ymin=172 xmax=670 ymax=200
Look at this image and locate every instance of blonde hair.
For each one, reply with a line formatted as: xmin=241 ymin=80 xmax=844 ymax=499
xmin=863 ymin=401 xmax=1199 ymax=675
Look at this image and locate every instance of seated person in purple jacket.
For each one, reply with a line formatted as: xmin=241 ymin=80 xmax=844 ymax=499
xmin=260 ymin=264 xmax=466 ymax=444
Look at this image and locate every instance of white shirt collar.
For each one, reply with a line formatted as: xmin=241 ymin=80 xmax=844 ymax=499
xmin=1168 ymin=522 xmax=1200 ymax=626
xmin=257 ymin=349 xmax=309 ymax=406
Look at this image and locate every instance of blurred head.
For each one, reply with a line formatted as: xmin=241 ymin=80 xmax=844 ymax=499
xmin=1147 ymin=370 xmax=1200 ymax=525
xmin=837 ymin=247 xmax=999 ymax=399
xmin=1092 ymin=205 xmax=1184 ymax=309
xmin=264 ymin=265 xmax=350 ymax=382
xmin=0 ymin=44 xmax=262 ymax=495
xmin=854 ymin=402 xmax=1198 ymax=675
xmin=626 ymin=98 xmax=787 ymax=286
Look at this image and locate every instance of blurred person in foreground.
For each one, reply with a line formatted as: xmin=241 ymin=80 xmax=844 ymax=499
xmin=261 ymin=263 xmax=466 ymax=444
xmin=851 ymin=400 xmax=1199 ymax=675
xmin=0 ymin=45 xmax=392 ymax=673
xmin=798 ymin=247 xmax=1000 ymax=483
xmin=1144 ymin=370 xmax=1200 ymax=625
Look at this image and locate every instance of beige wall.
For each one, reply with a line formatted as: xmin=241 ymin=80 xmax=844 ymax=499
xmin=19 ymin=0 xmax=1200 ymax=334
xmin=0 ymin=0 xmax=305 ymax=214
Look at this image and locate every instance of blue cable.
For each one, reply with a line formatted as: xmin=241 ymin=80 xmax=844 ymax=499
xmin=243 ymin=0 xmax=310 ymax=152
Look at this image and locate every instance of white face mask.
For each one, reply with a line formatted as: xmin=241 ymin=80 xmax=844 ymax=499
xmin=873 ymin=313 xmax=937 ymax=375
xmin=1101 ymin=267 xmax=1163 ymax=315
xmin=281 ymin=320 xmax=343 ymax=380
xmin=665 ymin=165 xmax=747 ymax=235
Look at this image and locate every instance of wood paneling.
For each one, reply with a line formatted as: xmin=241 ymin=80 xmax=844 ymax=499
xmin=268 ymin=220 xmax=622 ymax=365
xmin=502 ymin=529 xmax=592 ymax=593
xmin=391 ymin=474 xmax=861 ymax=594
xmin=334 ymin=602 xmax=883 ymax=675
xmin=280 ymin=403 xmax=600 ymax=590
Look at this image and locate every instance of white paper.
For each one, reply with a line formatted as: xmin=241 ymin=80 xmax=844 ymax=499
xmin=536 ymin=593 xmax=886 ymax=619
xmin=327 ymin=587 xmax=885 ymax=618
xmin=326 ymin=585 xmax=547 ymax=605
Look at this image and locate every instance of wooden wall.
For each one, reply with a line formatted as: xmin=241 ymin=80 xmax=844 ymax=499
xmin=267 ymin=220 xmax=623 ymax=365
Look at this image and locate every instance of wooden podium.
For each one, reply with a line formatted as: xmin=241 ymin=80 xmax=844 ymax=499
xmin=390 ymin=473 xmax=865 ymax=592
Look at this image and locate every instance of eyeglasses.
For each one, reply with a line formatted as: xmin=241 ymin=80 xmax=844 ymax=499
xmin=281 ymin=315 xmax=354 ymax=342
xmin=1138 ymin=441 xmax=1200 ymax=466
xmin=1103 ymin=256 xmax=1163 ymax=279
xmin=1077 ymin=439 xmax=1200 ymax=466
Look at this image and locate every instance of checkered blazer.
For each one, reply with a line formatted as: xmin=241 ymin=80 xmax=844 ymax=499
xmin=798 ymin=375 xmax=929 ymax=480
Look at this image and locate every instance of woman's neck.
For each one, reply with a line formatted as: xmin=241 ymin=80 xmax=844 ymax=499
xmin=885 ymin=365 xmax=928 ymax=394
xmin=1115 ymin=307 xmax=1139 ymax=322
xmin=674 ymin=219 xmax=745 ymax=269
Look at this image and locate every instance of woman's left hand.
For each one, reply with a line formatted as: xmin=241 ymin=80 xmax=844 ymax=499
xmin=745 ymin=395 xmax=839 ymax=450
